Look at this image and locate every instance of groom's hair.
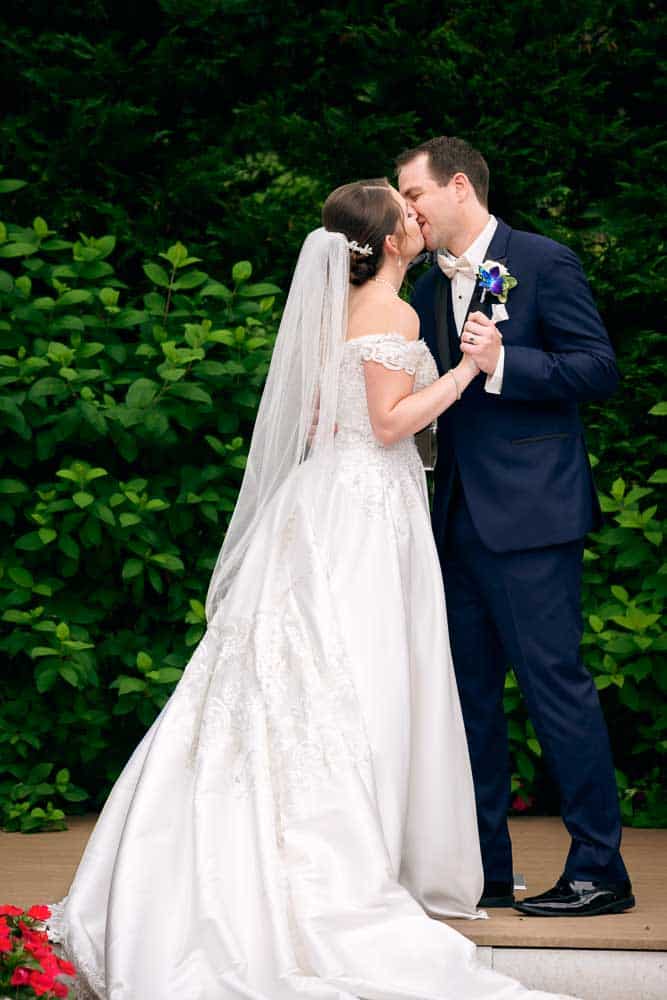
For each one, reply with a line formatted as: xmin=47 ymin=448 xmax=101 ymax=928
xmin=395 ymin=136 xmax=489 ymax=207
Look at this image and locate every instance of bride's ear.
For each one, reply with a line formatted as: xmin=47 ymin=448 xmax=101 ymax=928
xmin=383 ymin=233 xmax=401 ymax=260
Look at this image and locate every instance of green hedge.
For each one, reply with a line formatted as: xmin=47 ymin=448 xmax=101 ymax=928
xmin=0 ymin=197 xmax=281 ymax=831
xmin=0 ymin=194 xmax=664 ymax=832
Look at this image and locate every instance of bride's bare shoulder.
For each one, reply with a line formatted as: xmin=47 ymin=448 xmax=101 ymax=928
xmin=347 ymin=296 xmax=420 ymax=342
xmin=391 ymin=299 xmax=420 ymax=341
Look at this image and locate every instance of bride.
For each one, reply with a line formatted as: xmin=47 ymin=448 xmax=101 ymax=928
xmin=47 ymin=179 xmax=578 ymax=1000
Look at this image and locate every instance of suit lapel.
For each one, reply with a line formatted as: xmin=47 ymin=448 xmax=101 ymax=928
xmin=462 ymin=217 xmax=512 ymax=326
xmin=435 ymin=272 xmax=452 ymax=374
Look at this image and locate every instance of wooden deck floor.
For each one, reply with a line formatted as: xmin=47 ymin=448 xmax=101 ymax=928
xmin=1 ymin=814 xmax=665 ymax=951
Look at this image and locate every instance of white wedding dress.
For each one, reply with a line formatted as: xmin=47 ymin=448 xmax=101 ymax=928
xmin=47 ymin=333 xmax=577 ymax=1000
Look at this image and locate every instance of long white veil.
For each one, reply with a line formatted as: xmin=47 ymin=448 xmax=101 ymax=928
xmin=205 ymin=227 xmax=350 ymax=622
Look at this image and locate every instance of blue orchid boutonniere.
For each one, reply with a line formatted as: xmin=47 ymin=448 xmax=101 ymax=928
xmin=476 ymin=260 xmax=518 ymax=305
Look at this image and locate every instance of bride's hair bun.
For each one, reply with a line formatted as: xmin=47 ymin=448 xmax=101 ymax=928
xmin=322 ymin=178 xmax=403 ymax=287
xmin=348 ymin=248 xmax=377 ymax=286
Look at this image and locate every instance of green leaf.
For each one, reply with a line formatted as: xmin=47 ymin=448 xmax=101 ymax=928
xmin=8 ymin=567 xmax=34 ymax=587
xmin=648 ymin=402 xmax=667 ymax=416
xmin=0 ymin=478 xmax=28 ymax=493
xmin=126 ymin=378 xmax=159 ymax=408
xmin=29 ymin=377 xmax=68 ymax=400
xmin=73 ymin=491 xmax=94 ymax=508
xmin=58 ymin=535 xmax=79 ymax=561
xmin=237 ymin=282 xmax=281 ymax=297
xmin=137 ymin=651 xmax=153 ymax=671
xmin=160 ymin=242 xmax=191 ymax=268
xmin=0 ymin=178 xmax=28 ymax=193
xmin=59 ymin=665 xmax=79 ymax=686
xmin=114 ymin=309 xmax=147 ymax=328
xmin=111 ymin=675 xmax=147 ymax=696
xmin=173 ymin=269 xmax=207 ymax=290
xmin=122 ymin=558 xmax=143 ymax=580
xmin=27 ymin=762 xmax=53 ymax=784
xmin=151 ymin=667 xmax=183 ymax=684
xmin=0 ymin=242 xmax=38 ymax=257
xmin=232 ymin=260 xmax=252 ymax=283
xmin=588 ymin=614 xmax=604 ymax=633
xmin=150 ymin=552 xmax=185 ymax=572
xmin=200 ymin=282 xmax=232 ymax=301
xmin=648 ymin=469 xmax=667 ymax=484
xmin=119 ymin=512 xmax=141 ymax=527
xmin=611 ymin=478 xmax=626 ymax=500
xmin=56 ymin=289 xmax=93 ymax=307
xmin=143 ymin=262 xmax=171 ymax=287
xmin=167 ymin=383 xmax=212 ymax=405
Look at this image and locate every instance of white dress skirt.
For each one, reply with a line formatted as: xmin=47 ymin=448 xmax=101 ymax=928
xmin=47 ymin=334 xmax=579 ymax=1000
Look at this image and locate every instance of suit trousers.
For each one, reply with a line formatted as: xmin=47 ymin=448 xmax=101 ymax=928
xmin=439 ymin=473 xmax=627 ymax=884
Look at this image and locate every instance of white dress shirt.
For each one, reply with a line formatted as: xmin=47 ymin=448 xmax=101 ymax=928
xmin=444 ymin=214 xmax=504 ymax=395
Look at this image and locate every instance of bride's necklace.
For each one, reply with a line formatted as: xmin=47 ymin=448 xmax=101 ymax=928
xmin=372 ymin=276 xmax=400 ymax=295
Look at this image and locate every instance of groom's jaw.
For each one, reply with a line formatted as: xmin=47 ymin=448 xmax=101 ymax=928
xmin=419 ymin=221 xmax=438 ymax=251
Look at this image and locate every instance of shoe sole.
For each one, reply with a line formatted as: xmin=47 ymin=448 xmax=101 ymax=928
xmin=513 ymin=895 xmax=636 ymax=917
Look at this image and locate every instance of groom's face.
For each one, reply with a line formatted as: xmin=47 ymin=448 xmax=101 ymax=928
xmin=398 ymin=153 xmax=460 ymax=252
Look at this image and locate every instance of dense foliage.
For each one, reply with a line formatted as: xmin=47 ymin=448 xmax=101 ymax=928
xmin=0 ymin=214 xmax=280 ymax=831
xmin=0 ymin=0 xmax=664 ymax=829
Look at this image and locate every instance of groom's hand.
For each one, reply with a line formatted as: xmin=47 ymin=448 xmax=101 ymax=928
xmin=461 ymin=311 xmax=502 ymax=375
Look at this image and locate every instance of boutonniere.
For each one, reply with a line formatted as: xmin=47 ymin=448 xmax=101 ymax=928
xmin=476 ymin=260 xmax=518 ymax=304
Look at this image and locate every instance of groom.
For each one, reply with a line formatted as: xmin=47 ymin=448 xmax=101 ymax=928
xmin=397 ymin=136 xmax=634 ymax=917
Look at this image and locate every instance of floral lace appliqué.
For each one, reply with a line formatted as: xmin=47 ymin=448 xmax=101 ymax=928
xmin=358 ymin=332 xmax=426 ymax=375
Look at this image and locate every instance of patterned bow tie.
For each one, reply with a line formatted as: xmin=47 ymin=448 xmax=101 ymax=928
xmin=437 ymin=253 xmax=477 ymax=280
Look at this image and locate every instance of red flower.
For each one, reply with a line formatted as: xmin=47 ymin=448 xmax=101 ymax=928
xmin=0 ymin=934 xmax=12 ymax=953
xmin=57 ymin=957 xmax=77 ymax=976
xmin=23 ymin=937 xmax=51 ymax=959
xmin=28 ymin=904 xmax=52 ymax=921
xmin=10 ymin=966 xmax=32 ymax=985
xmin=511 ymin=794 xmax=535 ymax=812
xmin=53 ymin=982 xmax=69 ymax=998
xmin=28 ymin=969 xmax=58 ymax=996
xmin=0 ymin=903 xmax=24 ymax=916
xmin=21 ymin=925 xmax=49 ymax=943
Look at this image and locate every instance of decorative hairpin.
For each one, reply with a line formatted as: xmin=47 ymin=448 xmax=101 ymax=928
xmin=347 ymin=240 xmax=373 ymax=256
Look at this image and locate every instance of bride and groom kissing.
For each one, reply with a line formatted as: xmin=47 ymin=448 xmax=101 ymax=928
xmin=46 ymin=136 xmax=632 ymax=1000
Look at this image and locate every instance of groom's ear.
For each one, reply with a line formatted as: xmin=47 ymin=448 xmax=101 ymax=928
xmin=452 ymin=172 xmax=470 ymax=201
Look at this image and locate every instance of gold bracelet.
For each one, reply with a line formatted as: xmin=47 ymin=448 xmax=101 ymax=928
xmin=447 ymin=369 xmax=462 ymax=401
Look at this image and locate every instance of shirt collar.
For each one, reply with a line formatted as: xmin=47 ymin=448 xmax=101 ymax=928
xmin=444 ymin=215 xmax=497 ymax=266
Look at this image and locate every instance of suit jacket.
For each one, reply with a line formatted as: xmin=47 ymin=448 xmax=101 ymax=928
xmin=411 ymin=218 xmax=619 ymax=553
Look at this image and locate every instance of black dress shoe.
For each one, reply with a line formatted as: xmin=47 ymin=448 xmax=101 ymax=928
xmin=513 ymin=875 xmax=635 ymax=917
xmin=479 ymin=880 xmax=515 ymax=907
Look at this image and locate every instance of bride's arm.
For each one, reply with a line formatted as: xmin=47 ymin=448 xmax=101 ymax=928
xmin=363 ymin=340 xmax=479 ymax=446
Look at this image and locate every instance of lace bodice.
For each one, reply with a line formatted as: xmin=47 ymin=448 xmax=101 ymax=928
xmin=336 ymin=333 xmax=438 ymax=451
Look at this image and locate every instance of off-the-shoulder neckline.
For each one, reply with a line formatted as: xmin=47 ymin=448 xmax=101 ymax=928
xmin=344 ymin=332 xmax=424 ymax=346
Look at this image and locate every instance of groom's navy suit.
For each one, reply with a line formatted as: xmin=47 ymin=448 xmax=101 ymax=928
xmin=412 ymin=218 xmax=628 ymax=885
